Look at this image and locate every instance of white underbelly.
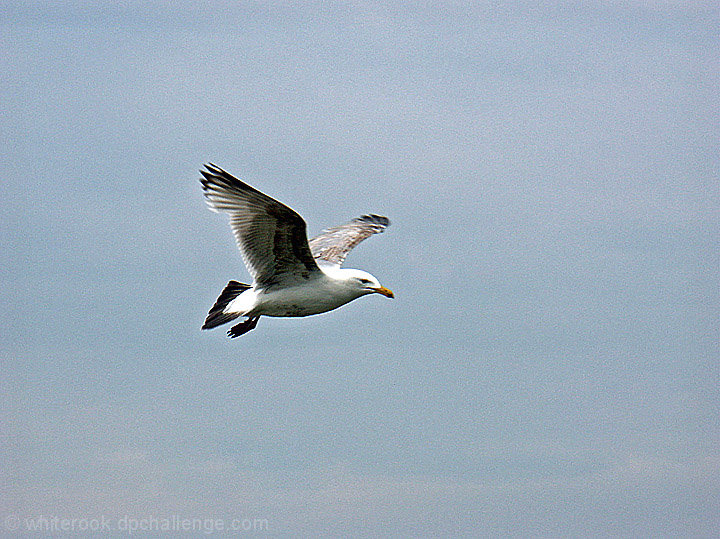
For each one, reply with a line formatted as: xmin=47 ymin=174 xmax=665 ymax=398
xmin=254 ymin=284 xmax=355 ymax=317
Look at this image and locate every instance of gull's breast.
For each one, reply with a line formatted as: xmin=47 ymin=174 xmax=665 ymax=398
xmin=255 ymin=280 xmax=356 ymax=318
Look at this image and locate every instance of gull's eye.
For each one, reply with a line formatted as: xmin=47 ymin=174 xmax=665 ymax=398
xmin=359 ymin=278 xmax=371 ymax=284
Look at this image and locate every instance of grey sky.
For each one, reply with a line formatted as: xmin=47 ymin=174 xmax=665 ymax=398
xmin=2 ymin=1 xmax=719 ymax=536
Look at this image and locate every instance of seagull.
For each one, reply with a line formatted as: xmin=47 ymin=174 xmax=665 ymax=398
xmin=199 ymin=164 xmax=394 ymax=338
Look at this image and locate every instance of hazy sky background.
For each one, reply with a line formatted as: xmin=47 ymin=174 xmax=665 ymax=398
xmin=2 ymin=1 xmax=718 ymax=536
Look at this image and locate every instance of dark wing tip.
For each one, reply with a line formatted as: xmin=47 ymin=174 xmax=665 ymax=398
xmin=199 ymin=163 xmax=224 ymax=188
xmin=355 ymin=214 xmax=391 ymax=229
xmin=198 ymin=163 xmax=270 ymax=200
xmin=199 ymin=164 xmax=250 ymax=199
xmin=200 ymin=163 xmax=230 ymax=182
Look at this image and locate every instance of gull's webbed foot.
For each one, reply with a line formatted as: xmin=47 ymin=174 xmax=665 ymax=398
xmin=227 ymin=316 xmax=260 ymax=338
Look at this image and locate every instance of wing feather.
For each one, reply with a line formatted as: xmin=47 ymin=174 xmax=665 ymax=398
xmin=309 ymin=214 xmax=390 ymax=267
xmin=200 ymin=164 xmax=319 ymax=287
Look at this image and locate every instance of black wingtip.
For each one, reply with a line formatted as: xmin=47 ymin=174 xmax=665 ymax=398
xmin=200 ymin=163 xmax=223 ymax=179
xmin=356 ymin=214 xmax=390 ymax=228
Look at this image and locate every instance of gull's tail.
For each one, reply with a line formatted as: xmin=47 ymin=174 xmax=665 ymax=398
xmin=202 ymin=280 xmax=251 ymax=330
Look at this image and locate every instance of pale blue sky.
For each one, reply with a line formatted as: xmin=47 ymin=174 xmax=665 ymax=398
xmin=2 ymin=1 xmax=719 ymax=536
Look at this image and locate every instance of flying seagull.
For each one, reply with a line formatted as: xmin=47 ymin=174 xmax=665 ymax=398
xmin=199 ymin=164 xmax=394 ymax=338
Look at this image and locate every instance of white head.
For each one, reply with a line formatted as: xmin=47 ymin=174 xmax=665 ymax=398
xmin=334 ymin=268 xmax=394 ymax=299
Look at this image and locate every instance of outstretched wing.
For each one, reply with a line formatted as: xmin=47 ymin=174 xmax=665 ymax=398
xmin=200 ymin=164 xmax=320 ymax=287
xmin=309 ymin=214 xmax=390 ymax=267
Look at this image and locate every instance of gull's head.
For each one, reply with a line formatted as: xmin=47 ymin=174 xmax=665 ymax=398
xmin=336 ymin=268 xmax=394 ymax=299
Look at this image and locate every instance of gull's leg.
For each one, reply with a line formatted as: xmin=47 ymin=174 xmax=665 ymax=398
xmin=227 ymin=316 xmax=260 ymax=338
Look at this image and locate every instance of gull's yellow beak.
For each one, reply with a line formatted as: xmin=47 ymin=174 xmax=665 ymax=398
xmin=374 ymin=286 xmax=394 ymax=298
